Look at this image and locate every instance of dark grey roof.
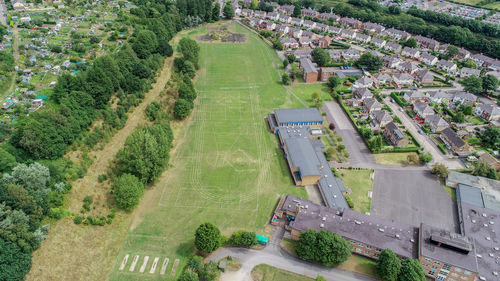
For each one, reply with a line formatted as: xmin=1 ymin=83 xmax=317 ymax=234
xmin=420 ymin=224 xmax=478 ymax=273
xmin=283 ymin=195 xmax=418 ymax=259
xmin=442 ymin=127 xmax=466 ymax=148
xmin=285 ymin=137 xmax=321 ymax=177
xmin=274 ymin=108 xmax=322 ymax=125
xmin=300 ymin=58 xmax=317 ymax=74
xmin=457 ymin=184 xmax=485 ymax=208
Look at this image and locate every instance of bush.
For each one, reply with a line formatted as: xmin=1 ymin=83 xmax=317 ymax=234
xmin=195 ymin=222 xmax=222 ymax=253
xmin=419 ymin=152 xmax=433 ymax=163
xmin=230 ymin=230 xmax=257 ymax=247
xmin=97 ymin=174 xmax=108 ymax=183
xmin=74 ymin=215 xmax=84 ymax=224
xmin=113 ymin=174 xmax=144 ymax=211
xmin=345 ymin=196 xmax=354 ymax=208
xmin=48 ymin=207 xmax=71 ymax=219
xmin=174 ymin=98 xmax=193 ymax=120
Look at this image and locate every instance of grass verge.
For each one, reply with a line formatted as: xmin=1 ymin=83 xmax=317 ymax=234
xmin=338 ymin=169 xmax=374 ymax=214
xmin=251 ymin=264 xmax=314 ymax=281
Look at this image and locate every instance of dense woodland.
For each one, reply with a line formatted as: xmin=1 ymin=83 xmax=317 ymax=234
xmin=0 ymin=0 xmax=213 ymax=279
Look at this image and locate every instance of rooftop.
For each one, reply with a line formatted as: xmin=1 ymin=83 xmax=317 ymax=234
xmin=274 ymin=108 xmax=322 ymax=125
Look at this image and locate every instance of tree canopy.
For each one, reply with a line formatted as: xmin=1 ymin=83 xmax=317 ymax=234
xmin=399 ymin=259 xmax=425 ymax=281
xmin=311 ymin=47 xmax=330 ymax=67
xmin=376 ymin=249 xmax=401 ymax=281
xmin=194 ymin=222 xmax=222 ymax=253
xmin=113 ymin=174 xmax=144 ymax=211
xmin=296 ymin=229 xmax=351 ymax=266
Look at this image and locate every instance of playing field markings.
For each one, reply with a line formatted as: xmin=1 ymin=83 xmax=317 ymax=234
xmin=139 ymin=256 xmax=149 ymax=273
xmin=149 ymin=257 xmax=159 ymax=274
xmin=129 ymin=255 xmax=139 ymax=272
xmin=160 ymin=258 xmax=169 ymax=275
xmin=171 ymin=259 xmax=179 ymax=276
xmin=119 ymin=254 xmax=129 ymax=271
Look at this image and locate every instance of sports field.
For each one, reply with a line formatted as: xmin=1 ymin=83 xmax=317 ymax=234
xmin=107 ymin=22 xmax=307 ymax=280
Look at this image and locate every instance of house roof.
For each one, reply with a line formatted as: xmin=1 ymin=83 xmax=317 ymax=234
xmin=461 ymin=67 xmax=481 ymax=76
xmin=372 ymin=110 xmax=392 ymax=123
xmin=364 ymin=98 xmax=381 ymax=110
xmin=425 ymin=114 xmax=448 ymax=128
xmin=437 ymin=59 xmax=456 ymax=68
xmin=386 ymin=122 xmax=406 ymax=140
xmin=300 ymin=58 xmax=317 ymax=74
xmin=441 ymin=127 xmax=466 ymax=148
xmin=274 ymin=108 xmax=322 ymax=124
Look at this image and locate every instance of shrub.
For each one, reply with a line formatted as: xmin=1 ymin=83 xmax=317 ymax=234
xmin=345 ymin=196 xmax=354 ymax=208
xmin=230 ymin=230 xmax=257 ymax=247
xmin=174 ymin=98 xmax=193 ymax=120
xmin=113 ymin=174 xmax=144 ymax=211
xmin=97 ymin=174 xmax=108 ymax=183
xmin=195 ymin=222 xmax=222 ymax=253
xmin=74 ymin=215 xmax=84 ymax=224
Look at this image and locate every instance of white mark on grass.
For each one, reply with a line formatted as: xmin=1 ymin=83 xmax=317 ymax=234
xmin=139 ymin=256 xmax=149 ymax=273
xmin=160 ymin=258 xmax=169 ymax=275
xmin=119 ymin=254 xmax=129 ymax=271
xmin=129 ymin=255 xmax=139 ymax=272
xmin=150 ymin=257 xmax=159 ymax=274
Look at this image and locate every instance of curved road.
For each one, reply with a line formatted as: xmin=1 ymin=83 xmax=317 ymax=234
xmin=208 ymin=228 xmax=374 ymax=281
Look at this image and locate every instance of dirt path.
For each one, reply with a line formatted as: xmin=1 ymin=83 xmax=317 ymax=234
xmin=26 ymin=55 xmax=173 ymax=281
xmin=3 ymin=26 xmax=19 ymax=97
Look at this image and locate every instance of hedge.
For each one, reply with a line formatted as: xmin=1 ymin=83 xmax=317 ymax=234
xmin=391 ymin=92 xmax=410 ymax=107
xmin=404 ymin=130 xmax=421 ymax=147
xmin=381 ymin=146 xmax=421 ymax=153
xmin=437 ymin=143 xmax=447 ymax=154
xmin=405 ymin=109 xmax=416 ymax=118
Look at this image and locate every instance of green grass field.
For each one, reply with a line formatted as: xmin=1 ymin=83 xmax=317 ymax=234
xmin=251 ymin=264 xmax=315 ymax=281
xmin=107 ymin=22 xmax=307 ymax=281
xmin=338 ymin=169 xmax=374 ymax=214
xmin=288 ymin=83 xmax=332 ymax=107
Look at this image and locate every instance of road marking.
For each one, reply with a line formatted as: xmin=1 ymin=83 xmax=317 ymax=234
xmin=119 ymin=254 xmax=129 ymax=271
xmin=150 ymin=257 xmax=159 ymax=274
xmin=160 ymin=258 xmax=169 ymax=275
xmin=139 ymin=256 xmax=149 ymax=273
xmin=129 ymin=255 xmax=139 ymax=272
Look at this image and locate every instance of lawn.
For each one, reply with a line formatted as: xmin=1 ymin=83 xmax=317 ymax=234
xmin=338 ymin=169 xmax=374 ymax=214
xmin=251 ymin=264 xmax=314 ymax=281
xmin=337 ymin=255 xmax=377 ymax=278
xmin=288 ymin=83 xmax=332 ymax=107
xmin=374 ymin=152 xmax=418 ymax=166
xmin=440 ymin=180 xmax=457 ymax=202
xmin=107 ymin=22 xmax=307 ymax=281
xmin=469 ymin=116 xmax=486 ymax=125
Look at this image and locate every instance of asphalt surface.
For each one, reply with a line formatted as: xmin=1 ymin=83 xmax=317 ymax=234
xmin=371 ymin=169 xmax=459 ymax=232
xmin=322 ymin=101 xmax=376 ymax=167
xmin=208 ymin=227 xmax=375 ymax=281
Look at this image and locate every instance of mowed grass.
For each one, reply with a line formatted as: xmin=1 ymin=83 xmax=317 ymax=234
xmin=288 ymin=83 xmax=332 ymax=107
xmin=107 ymin=22 xmax=307 ymax=281
xmin=338 ymin=169 xmax=374 ymax=214
xmin=251 ymin=264 xmax=315 ymax=281
xmin=374 ymin=152 xmax=418 ymax=166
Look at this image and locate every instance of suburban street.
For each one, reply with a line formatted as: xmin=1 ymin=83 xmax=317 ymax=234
xmin=383 ymin=96 xmax=464 ymax=169
xmin=208 ymin=228 xmax=375 ymax=281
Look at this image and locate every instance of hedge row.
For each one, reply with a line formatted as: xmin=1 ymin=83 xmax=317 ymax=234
xmin=381 ymin=146 xmax=421 ymax=153
xmin=404 ymin=129 xmax=421 ymax=147
xmin=391 ymin=92 xmax=410 ymax=107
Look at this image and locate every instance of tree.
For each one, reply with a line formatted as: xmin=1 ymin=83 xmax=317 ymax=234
xmin=272 ymin=40 xmax=284 ymax=51
xmin=174 ymin=98 xmax=193 ymax=120
xmin=481 ymin=126 xmax=500 ymax=147
xmin=403 ymin=38 xmax=417 ymax=48
xmin=368 ymin=135 xmax=383 ymax=153
xmin=0 ymin=148 xmax=16 ymax=173
xmin=0 ymin=238 xmax=32 ymax=281
xmin=251 ymin=0 xmax=258 ymax=10
xmin=212 ymin=2 xmax=220 ymax=21
xmin=432 ymin=163 xmax=449 ymax=179
xmin=482 ymin=74 xmax=499 ymax=92
xmin=85 ymin=65 xmax=114 ymax=108
xmin=290 ymin=63 xmax=301 ymax=80
xmin=329 ymin=233 xmax=352 ymax=265
xmin=376 ymin=249 xmax=401 ymax=281
xmin=178 ymin=38 xmax=201 ymax=68
xmin=316 ymin=275 xmax=327 ymax=281
xmin=113 ymin=174 xmax=144 ymax=211
xmin=463 ymin=60 xmax=477 ymax=68
xmin=460 ymin=75 xmax=482 ymax=94
xmin=462 ymin=105 xmax=473 ymax=116
xmin=132 ymin=30 xmax=158 ymax=59
xmin=453 ymin=112 xmax=465 ymax=123
xmin=419 ymin=152 xmax=433 ymax=163
xmin=328 ymin=75 xmax=341 ymax=90
xmin=399 ymin=259 xmax=425 ymax=281
xmin=293 ymin=4 xmax=301 ymax=17
xmin=283 ymin=59 xmax=289 ymax=69
xmin=223 ymin=3 xmax=234 ymax=19
xmin=355 ymin=52 xmax=382 ymax=71
xmin=157 ymin=39 xmax=174 ymax=57
xmin=230 ymin=230 xmax=257 ymax=247
xmin=472 ymin=161 xmax=496 ymax=179
xmin=198 ymin=261 xmax=220 ymax=281
xmin=445 ymin=45 xmax=459 ymax=59
xmin=407 ymin=153 xmax=419 ymax=165
xmin=194 ymin=222 xmax=222 ymax=253
xmin=282 ymin=74 xmax=290 ymax=85
xmin=388 ymin=5 xmax=401 ymax=14
xmin=311 ymin=47 xmax=330 ymax=67
xmin=178 ymin=270 xmax=198 ymax=281
xmin=187 ymin=256 xmax=203 ymax=271
xmin=296 ymin=229 xmax=317 ymax=261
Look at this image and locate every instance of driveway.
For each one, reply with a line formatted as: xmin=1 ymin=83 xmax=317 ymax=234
xmin=322 ymin=101 xmax=376 ymax=167
xmin=371 ymin=169 xmax=459 ymax=232
xmin=383 ymin=97 xmax=464 ymax=169
xmin=208 ymin=228 xmax=375 ymax=281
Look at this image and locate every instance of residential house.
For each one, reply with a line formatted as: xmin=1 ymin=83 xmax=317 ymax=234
xmin=354 ymin=87 xmax=373 ymax=101
xmin=279 ymin=15 xmax=292 ymax=24
xmin=413 ymin=35 xmax=440 ymax=51
xmin=473 ymin=104 xmax=500 ymax=121
xmin=441 ymin=127 xmax=471 ymax=155
xmin=471 ymin=54 xmax=490 ymax=67
xmin=403 ymin=91 xmax=428 ymax=103
xmin=397 ymin=61 xmax=419 ymax=74
xmin=413 ymin=101 xmax=435 ymax=118
xmin=362 ymin=22 xmax=385 ymax=33
xmin=392 ymin=73 xmax=414 ymax=87
xmin=328 ymin=26 xmax=342 ymax=36
xmin=427 ymin=91 xmax=452 ymax=104
xmin=291 ymin=17 xmax=303 ymax=26
xmin=384 ymin=42 xmax=402 ymax=53
xmin=315 ymin=23 xmax=329 ymax=33
xmin=275 ymin=24 xmax=289 ymax=35
xmin=436 ymin=60 xmax=457 ymax=75
xmin=263 ymin=21 xmax=276 ymax=31
xmin=288 ymin=27 xmax=302 ymax=38
xmin=384 ymin=122 xmax=409 ymax=147
xmin=327 ymin=49 xmax=342 ymax=61
xmin=371 ymin=38 xmax=386 ymax=49
xmin=342 ymin=49 xmax=360 ymax=60
xmin=452 ymin=91 xmax=477 ymax=106
xmin=478 ymin=153 xmax=500 ymax=171
xmin=300 ymin=58 xmax=318 ymax=83
xmin=364 ymin=98 xmax=382 ymax=113
xmin=414 ymin=69 xmax=434 ymax=85
xmin=254 ymin=11 xmax=267 ymax=18
xmin=319 ymin=67 xmax=336 ymax=82
xmin=371 ymin=110 xmax=393 ymax=127
xmin=301 ymin=8 xmax=318 ymax=18
xmin=437 ymin=43 xmax=450 ymax=54
xmin=267 ymin=12 xmax=279 ymax=21
xmin=280 ymin=5 xmax=295 ymax=15
xmin=459 ymin=67 xmax=481 ymax=78
xmin=303 ymin=20 xmax=316 ymax=29
xmin=301 ymin=30 xmax=315 ymax=39
xmin=299 ymin=37 xmax=312 ymax=48
xmin=339 ymin=17 xmax=362 ymax=29
xmin=280 ymin=38 xmax=298 ymax=49
xmin=319 ymin=13 xmax=339 ymax=22
xmin=384 ymin=28 xmax=411 ymax=41
xmin=340 ymin=29 xmax=356 ymax=40
xmin=292 ymin=49 xmax=312 ymax=59
xmin=345 ymin=98 xmax=360 ymax=107
xmin=383 ymin=56 xmax=402 ymax=68
xmin=419 ymin=52 xmax=438 ymax=66
xmin=373 ymin=73 xmax=392 ymax=86
xmin=425 ymin=114 xmax=448 ymax=132
xmin=354 ymin=33 xmax=371 ymax=43
xmin=353 ymin=77 xmax=374 ymax=89
xmin=458 ymin=48 xmax=470 ymax=60
xmin=401 ymin=47 xmax=420 ymax=59
xmin=241 ymin=9 xmax=253 ymax=17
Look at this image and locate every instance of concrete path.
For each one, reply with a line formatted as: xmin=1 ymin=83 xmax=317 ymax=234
xmin=208 ymin=227 xmax=374 ymax=281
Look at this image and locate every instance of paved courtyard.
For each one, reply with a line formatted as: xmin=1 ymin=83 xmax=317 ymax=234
xmin=371 ymin=169 xmax=458 ymax=232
